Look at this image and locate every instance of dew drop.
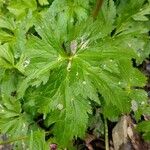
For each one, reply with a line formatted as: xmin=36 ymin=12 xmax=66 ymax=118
xmin=118 ymin=82 xmax=121 ymax=85
xmin=76 ymin=72 xmax=79 ymax=76
xmin=23 ymin=59 xmax=30 ymax=68
xmin=57 ymin=104 xmax=63 ymax=110
xmin=137 ymin=53 xmax=141 ymax=57
xmin=82 ymin=81 xmax=86 ymax=85
xmin=141 ymin=101 xmax=145 ymax=105
xmin=103 ymin=64 xmax=107 ymax=69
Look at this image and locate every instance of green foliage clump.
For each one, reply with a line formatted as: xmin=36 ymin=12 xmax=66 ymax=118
xmin=0 ymin=0 xmax=150 ymax=149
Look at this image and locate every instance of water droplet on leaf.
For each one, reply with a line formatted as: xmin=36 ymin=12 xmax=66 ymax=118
xmin=23 ymin=59 xmax=30 ymax=68
xmin=82 ymin=81 xmax=86 ymax=85
xmin=141 ymin=101 xmax=145 ymax=105
xmin=137 ymin=53 xmax=141 ymax=57
xmin=57 ymin=104 xmax=63 ymax=110
xmin=103 ymin=64 xmax=107 ymax=69
xmin=118 ymin=82 xmax=121 ymax=85
xmin=76 ymin=72 xmax=79 ymax=76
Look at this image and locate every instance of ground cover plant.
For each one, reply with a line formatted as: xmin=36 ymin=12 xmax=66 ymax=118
xmin=0 ymin=0 xmax=150 ymax=149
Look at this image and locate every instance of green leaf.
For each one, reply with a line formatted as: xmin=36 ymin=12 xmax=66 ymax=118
xmin=7 ymin=0 xmax=37 ymax=18
xmin=0 ymin=0 xmax=149 ymax=148
xmin=0 ymin=106 xmax=29 ymax=137
xmin=0 ymin=44 xmax=14 ymax=68
xmin=0 ymin=29 xmax=14 ymax=43
xmin=132 ymin=4 xmax=150 ymax=21
xmin=50 ymin=79 xmax=91 ymax=146
xmin=99 ymin=0 xmax=116 ymax=34
xmin=116 ymin=0 xmax=145 ymax=24
xmin=19 ymin=3 xmax=148 ymax=145
xmin=0 ymin=16 xmax=15 ymax=31
xmin=103 ymin=104 xmax=120 ymax=121
xmin=29 ymin=130 xmax=48 ymax=150
xmin=115 ymin=1 xmax=150 ymax=37
xmin=137 ymin=121 xmax=150 ymax=140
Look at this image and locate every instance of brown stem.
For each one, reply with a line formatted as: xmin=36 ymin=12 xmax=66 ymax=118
xmin=92 ymin=0 xmax=103 ymax=20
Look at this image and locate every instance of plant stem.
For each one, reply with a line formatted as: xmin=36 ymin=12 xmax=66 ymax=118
xmin=92 ymin=0 xmax=103 ymax=19
xmin=104 ymin=116 xmax=109 ymax=150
